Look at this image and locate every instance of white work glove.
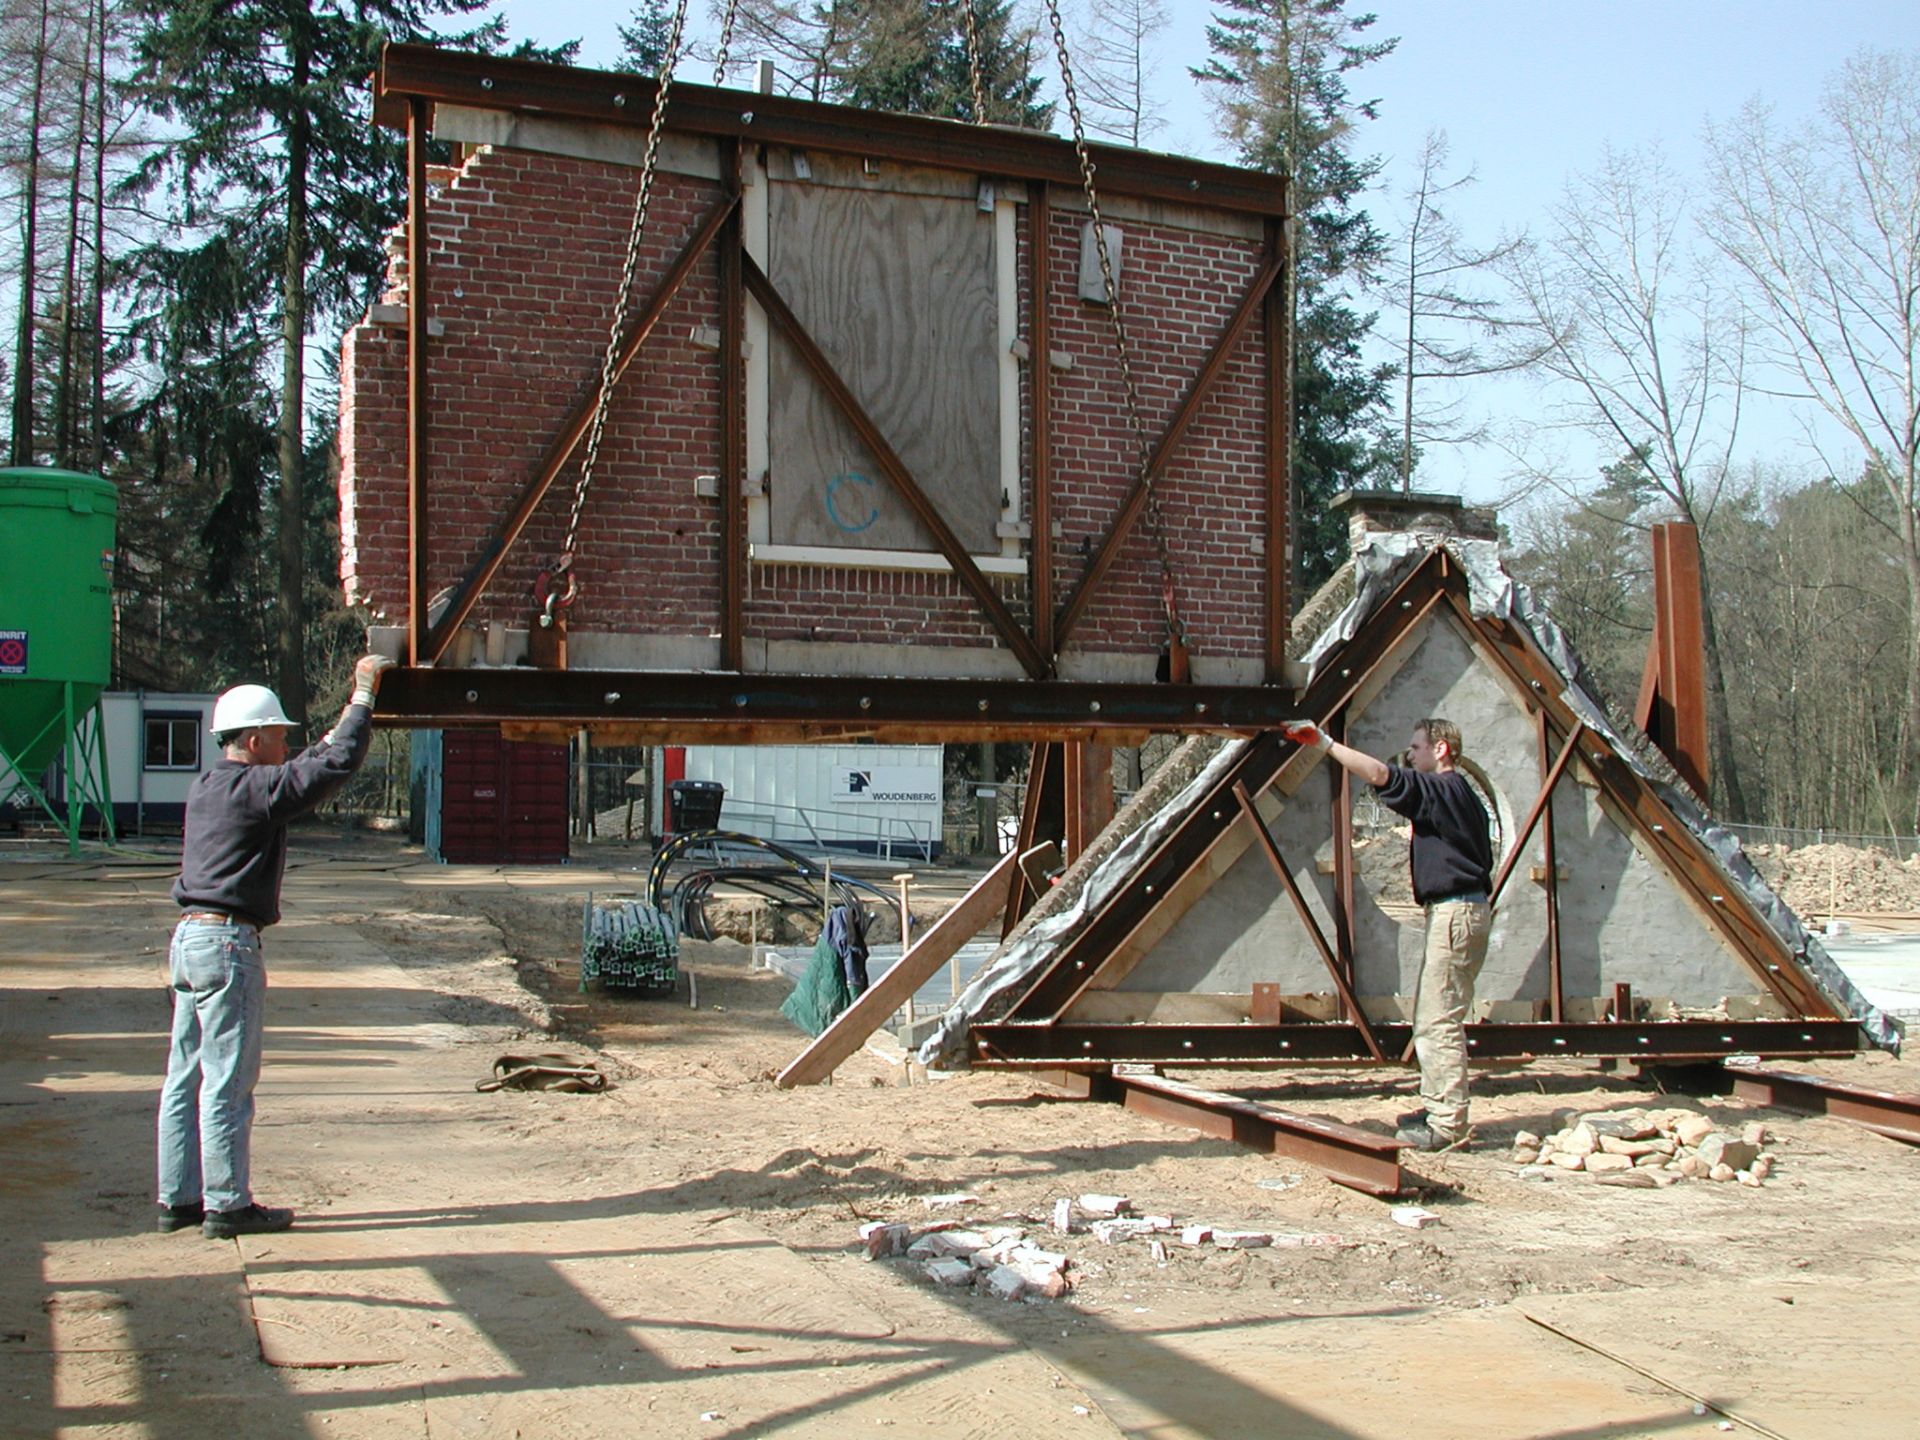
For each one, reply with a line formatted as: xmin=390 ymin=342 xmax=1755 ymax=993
xmin=350 ymin=653 xmax=396 ymax=710
xmin=1280 ymin=720 xmax=1332 ymax=752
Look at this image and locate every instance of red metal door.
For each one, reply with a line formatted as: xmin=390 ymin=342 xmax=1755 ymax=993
xmin=439 ymin=731 xmax=570 ymax=864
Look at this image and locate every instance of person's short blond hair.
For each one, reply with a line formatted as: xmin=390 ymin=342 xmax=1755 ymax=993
xmin=1416 ymin=717 xmax=1464 ymax=761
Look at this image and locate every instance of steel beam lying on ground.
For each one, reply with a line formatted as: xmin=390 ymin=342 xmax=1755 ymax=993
xmin=973 ymin=1020 xmax=1863 ymax=1068
xmin=1725 ymin=1062 xmax=1920 ymax=1146
xmin=1040 ymin=1069 xmax=1405 ymax=1196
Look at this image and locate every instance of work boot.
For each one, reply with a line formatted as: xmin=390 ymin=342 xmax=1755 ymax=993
xmin=155 ymin=1202 xmax=204 ymax=1233
xmin=202 ymin=1203 xmax=294 ymax=1239
xmin=1394 ymin=1118 xmax=1468 ymax=1153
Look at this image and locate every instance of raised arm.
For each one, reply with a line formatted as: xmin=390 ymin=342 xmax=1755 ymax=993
xmin=1279 ymin=721 xmax=1391 ymax=788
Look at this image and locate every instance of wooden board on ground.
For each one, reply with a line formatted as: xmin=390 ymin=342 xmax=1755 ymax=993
xmin=1518 ymin=1281 xmax=1920 ymax=1439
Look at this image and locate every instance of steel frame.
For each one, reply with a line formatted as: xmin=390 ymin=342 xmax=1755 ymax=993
xmin=366 ymin=44 xmax=1294 ymax=738
xmin=971 ymin=550 xmax=1853 ymax=1069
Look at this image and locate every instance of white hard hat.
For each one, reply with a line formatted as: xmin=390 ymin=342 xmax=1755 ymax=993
xmin=211 ymin=684 xmax=295 ymax=735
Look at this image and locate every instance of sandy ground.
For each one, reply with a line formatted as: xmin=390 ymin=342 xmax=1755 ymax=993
xmin=3 ymin=829 xmax=1918 ymax=1439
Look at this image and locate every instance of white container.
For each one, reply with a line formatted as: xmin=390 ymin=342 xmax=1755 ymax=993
xmin=656 ymin=743 xmax=944 ymax=860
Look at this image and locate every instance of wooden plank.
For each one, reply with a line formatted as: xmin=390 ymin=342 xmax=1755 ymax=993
xmin=742 ymin=254 xmax=1048 ymax=678
xmin=776 ymin=850 xmax=1018 ymax=1087
xmin=767 ymin=182 xmax=998 ymax=554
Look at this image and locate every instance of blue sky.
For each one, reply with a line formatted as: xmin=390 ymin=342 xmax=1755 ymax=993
xmin=498 ymin=1 xmax=1912 ymax=503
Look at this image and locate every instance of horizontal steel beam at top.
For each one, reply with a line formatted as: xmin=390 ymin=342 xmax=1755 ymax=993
xmin=970 ymin=1020 xmax=1864 ymax=1068
xmin=375 ymin=44 xmax=1289 ymax=218
xmin=371 ymin=666 xmax=1303 ymax=738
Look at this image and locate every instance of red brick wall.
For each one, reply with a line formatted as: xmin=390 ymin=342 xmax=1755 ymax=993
xmin=339 ymin=144 xmax=1279 ymax=670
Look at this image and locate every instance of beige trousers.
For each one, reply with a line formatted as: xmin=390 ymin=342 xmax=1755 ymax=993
xmin=1413 ymin=899 xmax=1491 ymax=1137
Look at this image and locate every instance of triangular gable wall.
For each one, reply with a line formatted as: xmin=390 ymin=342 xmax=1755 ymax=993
xmin=925 ymin=535 xmax=1899 ymax=1068
xmin=1092 ymin=604 xmax=1768 ymax=1015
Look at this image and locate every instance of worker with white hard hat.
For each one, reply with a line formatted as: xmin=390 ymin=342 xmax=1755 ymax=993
xmin=155 ymin=653 xmax=394 ymax=1239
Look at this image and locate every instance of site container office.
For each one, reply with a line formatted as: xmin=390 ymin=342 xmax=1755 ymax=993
xmin=26 ymin=690 xmax=219 ymax=834
xmin=652 ymin=744 xmax=944 ymax=860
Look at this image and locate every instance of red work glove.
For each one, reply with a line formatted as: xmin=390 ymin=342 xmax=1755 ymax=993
xmin=1280 ymin=720 xmax=1332 ymax=752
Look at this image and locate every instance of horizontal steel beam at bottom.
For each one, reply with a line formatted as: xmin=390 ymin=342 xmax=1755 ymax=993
xmin=1725 ymin=1063 xmax=1920 ymax=1146
xmin=371 ymin=666 xmax=1302 ymax=738
xmin=1036 ymin=1069 xmax=1405 ymax=1197
xmin=972 ymin=1020 xmax=1864 ymax=1067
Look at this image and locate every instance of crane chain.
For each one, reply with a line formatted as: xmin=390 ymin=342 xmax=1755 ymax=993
xmin=961 ymin=0 xmax=989 ymax=124
xmin=561 ymin=0 xmax=692 ymax=580
xmin=1039 ymin=0 xmax=1183 ymax=636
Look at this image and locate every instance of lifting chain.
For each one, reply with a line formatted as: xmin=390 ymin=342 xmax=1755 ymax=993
xmin=561 ymin=0 xmax=692 ymax=589
xmin=713 ymin=0 xmax=739 ymax=87
xmin=961 ymin=0 xmax=989 ymax=124
xmin=558 ymin=0 xmax=744 ymax=592
xmin=1040 ymin=0 xmax=1186 ymax=649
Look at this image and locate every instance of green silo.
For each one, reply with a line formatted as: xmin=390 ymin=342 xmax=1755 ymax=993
xmin=0 ymin=467 xmax=118 ymax=850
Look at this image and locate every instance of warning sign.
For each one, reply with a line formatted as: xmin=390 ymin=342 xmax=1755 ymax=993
xmin=0 ymin=631 xmax=26 ymax=675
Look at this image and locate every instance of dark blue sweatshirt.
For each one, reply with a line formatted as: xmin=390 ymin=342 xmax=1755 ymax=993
xmin=171 ymin=704 xmax=373 ymax=928
xmin=1373 ymin=765 xmax=1493 ymax=905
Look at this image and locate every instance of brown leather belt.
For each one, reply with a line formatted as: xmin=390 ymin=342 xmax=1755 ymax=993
xmin=178 ymin=910 xmax=258 ymax=930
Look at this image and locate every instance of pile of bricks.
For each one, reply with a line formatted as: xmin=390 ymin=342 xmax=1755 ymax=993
xmin=1513 ymin=1108 xmax=1775 ymax=1188
xmin=857 ymin=1192 xmax=1350 ymax=1301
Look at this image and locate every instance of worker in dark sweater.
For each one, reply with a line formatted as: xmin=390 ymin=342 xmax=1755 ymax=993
xmin=156 ymin=654 xmax=392 ymax=1237
xmin=1281 ymin=716 xmax=1494 ymax=1151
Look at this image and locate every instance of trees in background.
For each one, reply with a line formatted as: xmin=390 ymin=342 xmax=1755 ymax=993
xmin=1194 ymin=0 xmax=1397 ymax=593
xmin=1705 ymin=50 xmax=1920 ymax=829
xmin=1073 ymin=0 xmax=1169 ymax=147
xmin=1374 ymin=129 xmax=1535 ymax=491
xmin=1501 ymin=145 xmax=1754 ymax=818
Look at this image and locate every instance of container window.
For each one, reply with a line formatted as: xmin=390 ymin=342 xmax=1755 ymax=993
xmin=143 ymin=714 xmax=200 ymax=771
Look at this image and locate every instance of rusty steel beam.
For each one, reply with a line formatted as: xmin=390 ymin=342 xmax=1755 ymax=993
xmin=1005 ymin=557 xmax=1455 ymax=1022
xmin=1262 ymin=215 xmax=1289 ymax=682
xmin=1232 ymin=780 xmax=1384 ymax=1062
xmin=1636 ymin=522 xmax=1710 ymax=796
xmin=741 ymin=254 xmax=1049 ymax=680
xmin=1053 ymin=250 xmax=1285 ymax=651
xmin=1488 ymin=719 xmax=1587 ymax=909
xmin=719 ymin=141 xmax=745 ymax=671
xmin=970 ymin=1020 xmax=1863 ymax=1068
xmin=375 ymin=45 xmax=1288 ymax=218
xmin=406 ymin=97 xmax=432 ymax=666
xmin=1539 ymin=708 xmax=1565 ymax=1023
xmin=1045 ymin=1071 xmax=1405 ymax=1197
xmin=422 ymin=192 xmax=740 ymax=664
xmin=1029 ymin=181 xmax=1054 ymax=663
xmin=371 ymin=666 xmax=1303 ymax=736
xmin=1330 ymin=707 xmax=1357 ymax=1010
xmin=1725 ymin=1063 xmax=1920 ymax=1146
xmin=1003 ymin=741 xmax=1063 ymax=936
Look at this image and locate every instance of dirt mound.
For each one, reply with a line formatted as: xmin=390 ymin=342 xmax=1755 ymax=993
xmin=1744 ymin=842 xmax=1920 ymax=916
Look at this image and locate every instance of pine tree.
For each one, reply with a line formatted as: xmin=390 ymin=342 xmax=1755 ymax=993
xmin=1194 ymin=0 xmax=1396 ymax=592
xmin=614 ymin=0 xmax=676 ymax=74
xmin=839 ymin=0 xmax=1051 ymax=126
xmin=118 ymin=0 xmax=505 ymax=717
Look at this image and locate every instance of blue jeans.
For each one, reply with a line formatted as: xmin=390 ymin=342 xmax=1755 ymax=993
xmin=156 ymin=919 xmax=265 ymax=1213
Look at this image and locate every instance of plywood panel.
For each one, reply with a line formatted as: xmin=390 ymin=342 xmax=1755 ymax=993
xmin=768 ymin=180 xmax=999 ymax=553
